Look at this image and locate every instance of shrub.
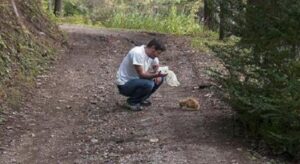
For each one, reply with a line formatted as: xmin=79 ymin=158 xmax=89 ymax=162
xmin=210 ymin=0 xmax=300 ymax=159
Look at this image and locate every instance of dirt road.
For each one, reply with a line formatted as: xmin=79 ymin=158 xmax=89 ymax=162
xmin=0 ymin=25 xmax=277 ymax=163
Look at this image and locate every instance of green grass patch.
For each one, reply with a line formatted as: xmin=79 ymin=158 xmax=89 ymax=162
xmin=104 ymin=6 xmax=202 ymax=35
xmin=192 ymin=31 xmax=240 ymax=53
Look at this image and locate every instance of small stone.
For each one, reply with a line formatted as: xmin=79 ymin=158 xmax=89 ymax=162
xmin=149 ymin=138 xmax=159 ymax=143
xmin=6 ymin=126 xmax=13 ymax=130
xmin=204 ymin=93 xmax=213 ymax=98
xmin=58 ymin=99 xmax=66 ymax=103
xmin=91 ymin=138 xmax=98 ymax=143
xmin=250 ymin=156 xmax=257 ymax=160
xmin=39 ymin=32 xmax=46 ymax=36
xmin=90 ymin=100 xmax=97 ymax=104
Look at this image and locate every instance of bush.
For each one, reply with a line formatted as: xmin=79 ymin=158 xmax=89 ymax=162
xmin=64 ymin=1 xmax=87 ymax=16
xmin=210 ymin=0 xmax=300 ymax=159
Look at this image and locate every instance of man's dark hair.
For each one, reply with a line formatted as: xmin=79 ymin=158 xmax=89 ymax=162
xmin=146 ymin=38 xmax=166 ymax=51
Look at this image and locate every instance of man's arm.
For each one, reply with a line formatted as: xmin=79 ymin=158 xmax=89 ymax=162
xmin=134 ymin=65 xmax=166 ymax=79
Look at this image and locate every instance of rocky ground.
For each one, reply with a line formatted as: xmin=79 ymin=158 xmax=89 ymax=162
xmin=0 ymin=25 xmax=287 ymax=164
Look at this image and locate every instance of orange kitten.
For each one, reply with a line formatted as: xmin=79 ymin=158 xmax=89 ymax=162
xmin=179 ymin=97 xmax=200 ymax=110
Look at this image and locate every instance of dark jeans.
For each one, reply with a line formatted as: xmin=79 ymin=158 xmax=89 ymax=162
xmin=117 ymin=78 xmax=163 ymax=105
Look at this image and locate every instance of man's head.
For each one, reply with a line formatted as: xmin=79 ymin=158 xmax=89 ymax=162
xmin=145 ymin=38 xmax=166 ymax=59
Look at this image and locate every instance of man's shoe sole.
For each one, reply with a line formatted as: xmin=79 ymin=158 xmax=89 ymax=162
xmin=124 ymin=104 xmax=143 ymax=111
xmin=141 ymin=101 xmax=152 ymax=107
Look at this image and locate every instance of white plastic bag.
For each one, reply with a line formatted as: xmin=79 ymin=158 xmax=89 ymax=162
xmin=158 ymin=66 xmax=180 ymax=87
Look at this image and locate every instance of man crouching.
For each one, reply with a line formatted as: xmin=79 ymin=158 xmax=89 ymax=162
xmin=116 ymin=38 xmax=167 ymax=111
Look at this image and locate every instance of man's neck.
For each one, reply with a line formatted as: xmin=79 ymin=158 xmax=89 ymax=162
xmin=144 ymin=47 xmax=151 ymax=58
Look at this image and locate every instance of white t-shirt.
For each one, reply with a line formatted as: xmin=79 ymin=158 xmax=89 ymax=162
xmin=116 ymin=45 xmax=159 ymax=85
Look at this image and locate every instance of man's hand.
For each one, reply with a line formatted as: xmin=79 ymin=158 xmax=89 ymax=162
xmin=156 ymin=71 xmax=168 ymax=78
xmin=134 ymin=65 xmax=167 ymax=79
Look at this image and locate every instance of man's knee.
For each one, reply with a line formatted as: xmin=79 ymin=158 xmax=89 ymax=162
xmin=143 ymin=80 xmax=155 ymax=90
xmin=154 ymin=77 xmax=164 ymax=85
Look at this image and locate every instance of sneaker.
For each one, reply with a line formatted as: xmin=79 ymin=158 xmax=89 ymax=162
xmin=141 ymin=100 xmax=152 ymax=107
xmin=124 ymin=103 xmax=143 ymax=111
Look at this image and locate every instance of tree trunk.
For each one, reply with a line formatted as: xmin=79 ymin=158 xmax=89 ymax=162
xmin=219 ymin=1 xmax=225 ymax=40
xmin=48 ymin=0 xmax=52 ymax=12
xmin=203 ymin=0 xmax=213 ymax=29
xmin=54 ymin=0 xmax=62 ymax=16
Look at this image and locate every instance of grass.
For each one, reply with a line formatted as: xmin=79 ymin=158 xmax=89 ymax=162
xmin=56 ymin=15 xmax=93 ymax=25
xmin=104 ymin=6 xmax=202 ymax=36
xmin=192 ymin=32 xmax=241 ymax=53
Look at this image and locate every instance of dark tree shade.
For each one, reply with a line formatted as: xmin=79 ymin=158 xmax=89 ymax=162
xmin=54 ymin=0 xmax=62 ymax=16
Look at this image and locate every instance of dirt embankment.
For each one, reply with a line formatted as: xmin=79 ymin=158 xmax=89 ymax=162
xmin=0 ymin=0 xmax=64 ymax=109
